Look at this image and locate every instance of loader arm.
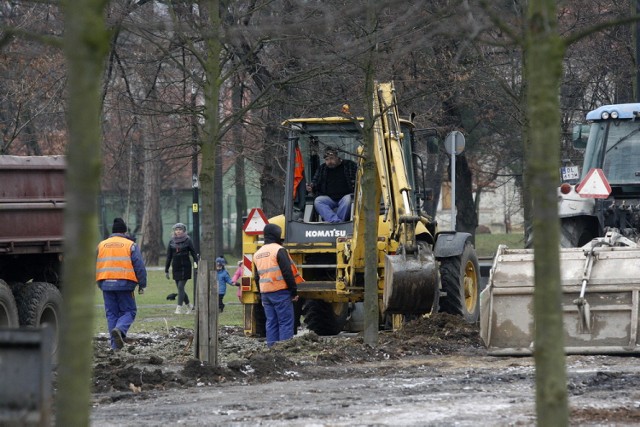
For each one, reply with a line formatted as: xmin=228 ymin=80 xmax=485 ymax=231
xmin=374 ymin=82 xmax=423 ymax=250
xmin=346 ymin=82 xmax=439 ymax=315
xmin=349 ymin=82 xmax=418 ymax=271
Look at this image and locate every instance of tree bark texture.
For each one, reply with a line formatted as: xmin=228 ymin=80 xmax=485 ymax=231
xmin=455 ymin=153 xmax=478 ymax=241
xmin=56 ymin=0 xmax=110 ymax=425
xmin=140 ymin=100 xmax=164 ymax=265
xmin=199 ymin=0 xmax=222 ymax=272
xmin=231 ymin=80 xmax=247 ymax=256
xmin=526 ymin=2 xmax=569 ymax=424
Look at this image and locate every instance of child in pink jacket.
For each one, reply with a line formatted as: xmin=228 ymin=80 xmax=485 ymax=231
xmin=231 ymin=260 xmax=243 ymax=302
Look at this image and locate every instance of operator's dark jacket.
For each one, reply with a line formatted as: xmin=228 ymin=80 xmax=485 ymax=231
xmin=165 ymin=236 xmax=198 ymax=281
xmin=310 ymin=159 xmax=358 ymax=197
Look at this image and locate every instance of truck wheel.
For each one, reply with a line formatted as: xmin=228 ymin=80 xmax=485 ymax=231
xmin=0 ymin=280 xmax=19 ymax=327
xmin=438 ymin=242 xmax=480 ymax=323
xmin=15 ymin=282 xmax=62 ymax=356
xmin=303 ymin=300 xmax=348 ymax=336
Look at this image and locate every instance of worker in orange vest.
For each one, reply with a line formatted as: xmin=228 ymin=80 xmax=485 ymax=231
xmin=253 ymin=223 xmax=302 ymax=347
xmin=96 ymin=218 xmax=147 ymax=351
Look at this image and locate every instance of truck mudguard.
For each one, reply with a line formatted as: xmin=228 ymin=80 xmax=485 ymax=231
xmin=433 ymin=231 xmax=472 ymax=258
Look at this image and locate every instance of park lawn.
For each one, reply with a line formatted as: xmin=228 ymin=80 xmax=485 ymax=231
xmin=93 ymin=267 xmax=243 ymax=336
xmin=474 ymin=232 xmax=525 ymax=258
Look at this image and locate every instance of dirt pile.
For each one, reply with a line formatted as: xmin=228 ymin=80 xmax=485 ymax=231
xmin=91 ymin=313 xmax=484 ymax=400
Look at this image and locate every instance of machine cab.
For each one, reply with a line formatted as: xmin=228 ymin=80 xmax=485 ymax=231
xmin=281 ymin=117 xmax=425 ymax=246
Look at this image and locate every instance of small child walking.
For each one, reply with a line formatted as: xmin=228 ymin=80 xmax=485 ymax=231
xmin=215 ymin=257 xmax=233 ymax=313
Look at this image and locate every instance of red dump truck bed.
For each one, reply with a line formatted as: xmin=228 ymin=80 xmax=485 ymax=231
xmin=0 ymin=155 xmax=65 ymax=254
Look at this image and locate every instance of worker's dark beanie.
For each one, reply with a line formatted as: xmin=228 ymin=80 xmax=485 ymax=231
xmin=112 ymin=217 xmax=127 ymax=234
xmin=263 ymin=224 xmax=283 ymax=244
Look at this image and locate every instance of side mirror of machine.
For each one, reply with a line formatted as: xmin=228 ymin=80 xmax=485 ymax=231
xmin=572 ymin=123 xmax=590 ymax=149
xmin=415 ymin=128 xmax=440 ymax=154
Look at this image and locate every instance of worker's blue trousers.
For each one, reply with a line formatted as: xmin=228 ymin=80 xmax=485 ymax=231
xmin=314 ymin=194 xmax=352 ymax=223
xmin=103 ymin=290 xmax=137 ymax=349
xmin=261 ymin=289 xmax=294 ymax=347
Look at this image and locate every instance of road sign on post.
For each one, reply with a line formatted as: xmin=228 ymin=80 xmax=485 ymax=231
xmin=444 ymin=131 xmax=466 ymax=230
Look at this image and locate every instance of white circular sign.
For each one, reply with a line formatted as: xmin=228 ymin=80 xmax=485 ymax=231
xmin=444 ymin=131 xmax=465 ymax=155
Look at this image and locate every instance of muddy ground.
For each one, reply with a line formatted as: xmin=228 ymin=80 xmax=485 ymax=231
xmin=89 ymin=314 xmax=640 ymax=426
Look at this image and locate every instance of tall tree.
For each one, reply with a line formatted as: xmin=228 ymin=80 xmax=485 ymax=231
xmin=199 ymin=0 xmax=223 ymax=267
xmin=360 ymin=0 xmax=381 ymax=347
xmin=525 ymin=1 xmax=568 ymax=423
xmin=56 ymin=0 xmax=110 ymax=425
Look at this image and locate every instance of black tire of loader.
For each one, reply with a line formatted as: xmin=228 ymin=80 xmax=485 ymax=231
xmin=0 ymin=280 xmax=19 ymax=328
xmin=303 ymin=300 xmax=348 ymax=336
xmin=438 ymin=242 xmax=480 ymax=323
xmin=560 ymin=218 xmax=595 ymax=248
xmin=255 ymin=303 xmax=266 ymax=337
xmin=15 ymin=282 xmax=62 ymax=356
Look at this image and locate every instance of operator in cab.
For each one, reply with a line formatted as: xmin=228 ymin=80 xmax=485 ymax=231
xmin=305 ymin=146 xmax=357 ymax=223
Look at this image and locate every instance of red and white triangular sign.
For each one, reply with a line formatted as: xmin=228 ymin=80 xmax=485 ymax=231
xmin=242 ymin=208 xmax=269 ymax=235
xmin=575 ymin=168 xmax=612 ymax=199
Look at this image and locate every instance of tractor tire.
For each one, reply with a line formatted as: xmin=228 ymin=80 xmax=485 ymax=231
xmin=560 ymin=218 xmax=595 ymax=248
xmin=14 ymin=282 xmax=62 ymax=357
xmin=303 ymin=300 xmax=348 ymax=336
xmin=0 ymin=280 xmax=19 ymax=328
xmin=344 ymin=302 xmax=365 ymax=332
xmin=438 ymin=242 xmax=480 ymax=323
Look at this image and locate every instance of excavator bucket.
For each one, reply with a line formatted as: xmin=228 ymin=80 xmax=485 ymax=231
xmin=383 ymin=246 xmax=439 ymax=315
xmin=480 ymin=243 xmax=640 ymax=355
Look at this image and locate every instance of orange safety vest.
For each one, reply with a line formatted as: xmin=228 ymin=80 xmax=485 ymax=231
xmin=254 ymin=243 xmax=303 ymax=293
xmin=96 ymin=236 xmax=138 ymax=282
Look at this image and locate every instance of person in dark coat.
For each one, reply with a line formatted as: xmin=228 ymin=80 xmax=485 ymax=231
xmin=165 ymin=223 xmax=198 ymax=314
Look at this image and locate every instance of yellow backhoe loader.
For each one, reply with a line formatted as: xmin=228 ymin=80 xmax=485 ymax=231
xmin=241 ymin=82 xmax=480 ymax=336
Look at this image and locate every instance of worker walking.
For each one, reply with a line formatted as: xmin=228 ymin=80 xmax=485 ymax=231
xmin=96 ymin=218 xmax=147 ymax=351
xmin=253 ymin=224 xmax=302 ymax=347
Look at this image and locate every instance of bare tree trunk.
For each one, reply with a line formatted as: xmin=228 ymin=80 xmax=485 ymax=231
xmin=214 ymin=141 xmax=224 ymax=256
xmin=424 ymin=152 xmax=446 ymax=218
xmin=526 ymin=1 xmax=569 ymax=424
xmin=199 ymin=0 xmax=222 ymax=272
xmin=234 ymin=156 xmax=247 ymax=256
xmin=140 ymin=112 xmax=164 ymax=265
xmin=56 ymin=1 xmax=109 ymax=425
xmin=455 ymin=153 xmax=478 ymax=243
xmin=362 ymin=0 xmax=380 ymax=347
xmin=259 ymin=123 xmax=286 ymax=218
xmin=233 ymin=80 xmax=247 ymax=256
